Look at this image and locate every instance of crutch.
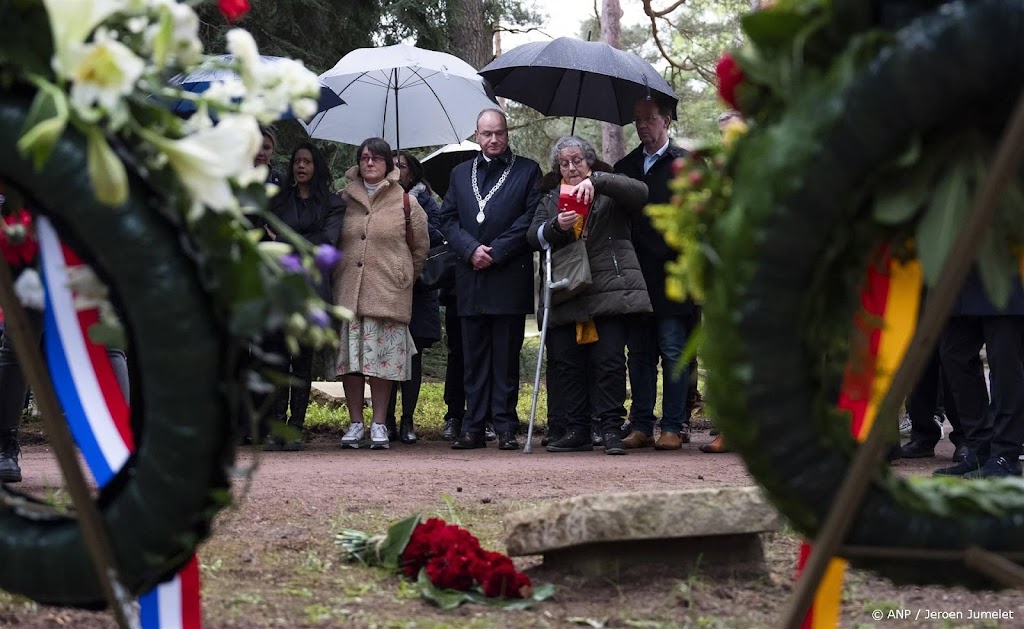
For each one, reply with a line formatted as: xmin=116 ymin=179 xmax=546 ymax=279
xmin=524 ymin=246 xmax=568 ymax=453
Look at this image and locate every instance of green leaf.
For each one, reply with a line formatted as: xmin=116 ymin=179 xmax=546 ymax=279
xmin=377 ymin=514 xmax=421 ymax=570
xmin=17 ymin=77 xmax=69 ymax=169
xmin=87 ymin=322 xmax=126 ymax=349
xmin=741 ymin=10 xmax=809 ymax=48
xmin=976 ymin=229 xmax=1012 ymax=309
xmin=915 ymin=158 xmax=971 ymax=285
xmin=86 ymin=127 xmax=128 ymax=206
xmin=229 ymin=298 xmax=268 ymax=338
xmin=416 ymin=568 xmax=472 ymax=610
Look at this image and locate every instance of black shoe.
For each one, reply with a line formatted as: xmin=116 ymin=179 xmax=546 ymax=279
xmin=385 ymin=416 xmax=398 ymax=442
xmin=899 ymin=439 xmax=937 ymax=459
xmin=541 ymin=425 xmax=566 ymax=447
xmin=498 ymin=431 xmax=519 ymax=450
xmin=484 ymin=423 xmax=498 ymax=442
xmin=603 ymin=432 xmax=626 ymax=455
xmin=399 ymin=417 xmax=417 ymax=444
xmin=963 ymin=456 xmax=1022 ymax=479
xmin=262 ymin=436 xmax=285 ymax=452
xmin=0 ymin=429 xmax=21 ymax=483
xmin=282 ymin=435 xmax=305 ymax=451
xmin=451 ymin=432 xmax=486 ymax=449
xmin=952 ymin=444 xmax=969 ymax=463
xmin=546 ymin=428 xmax=593 ymax=452
xmin=590 ymin=427 xmax=604 ymax=447
xmin=934 ymin=457 xmax=981 ymax=477
xmin=441 ymin=416 xmax=461 ymax=441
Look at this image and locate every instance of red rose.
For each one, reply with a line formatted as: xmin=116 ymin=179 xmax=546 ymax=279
xmin=425 ymin=550 xmax=475 ymax=591
xmin=715 ymin=52 xmax=744 ymax=110
xmin=401 ymin=518 xmax=448 ymax=577
xmin=0 ymin=209 xmax=38 ymax=266
xmin=218 ymin=0 xmax=250 ymax=22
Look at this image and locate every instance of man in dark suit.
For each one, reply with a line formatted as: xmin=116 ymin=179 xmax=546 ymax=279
xmin=935 ymin=270 xmax=1024 ymax=477
xmin=614 ymin=97 xmax=697 ymax=451
xmin=440 ymin=108 xmax=542 ymax=450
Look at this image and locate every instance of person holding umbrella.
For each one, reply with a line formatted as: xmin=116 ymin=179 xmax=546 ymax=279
xmin=528 ymin=135 xmax=651 ymax=455
xmin=439 ymin=108 xmax=542 ymax=450
xmin=614 ymin=97 xmax=697 ymax=451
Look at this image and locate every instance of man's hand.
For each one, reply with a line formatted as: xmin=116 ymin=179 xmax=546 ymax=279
xmin=569 ymin=177 xmax=595 ymax=205
xmin=471 ymin=244 xmax=494 ymax=270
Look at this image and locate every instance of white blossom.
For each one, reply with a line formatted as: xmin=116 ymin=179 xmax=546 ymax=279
xmin=44 ymin=0 xmax=128 ymax=77
xmin=67 ymin=29 xmax=145 ymax=123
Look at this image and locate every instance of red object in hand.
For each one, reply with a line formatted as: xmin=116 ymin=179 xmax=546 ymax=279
xmin=218 ymin=0 xmax=250 ymax=22
xmin=559 ymin=184 xmax=592 ymax=219
xmin=715 ymin=52 xmax=744 ymax=110
xmin=0 ymin=209 xmax=38 ymax=267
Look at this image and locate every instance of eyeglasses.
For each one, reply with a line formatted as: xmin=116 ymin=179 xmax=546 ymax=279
xmin=558 ymin=157 xmax=586 ymax=170
xmin=359 ymin=154 xmax=385 ymax=164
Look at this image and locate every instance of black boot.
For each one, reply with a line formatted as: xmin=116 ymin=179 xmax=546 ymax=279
xmin=399 ymin=417 xmax=417 ymax=444
xmin=546 ymin=427 xmax=593 ymax=452
xmin=0 ymin=429 xmax=22 ymax=483
xmin=385 ymin=415 xmax=398 ymax=442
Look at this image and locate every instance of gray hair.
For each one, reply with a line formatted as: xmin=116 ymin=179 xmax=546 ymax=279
xmin=476 ymin=108 xmax=508 ymax=127
xmin=549 ymin=135 xmax=598 ymax=173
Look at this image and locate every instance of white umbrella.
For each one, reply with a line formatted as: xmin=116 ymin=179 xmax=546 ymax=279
xmin=302 ymin=44 xmax=499 ymax=150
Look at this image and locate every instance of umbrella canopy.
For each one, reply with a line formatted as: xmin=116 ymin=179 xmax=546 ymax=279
xmin=167 ymin=54 xmax=344 ymax=119
xmin=303 ymin=44 xmax=498 ymax=150
xmin=421 ymin=140 xmax=480 ymax=198
xmin=478 ymin=38 xmax=678 ymax=127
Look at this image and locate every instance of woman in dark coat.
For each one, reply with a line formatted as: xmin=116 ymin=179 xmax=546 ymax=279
xmin=263 ymin=142 xmax=345 ymax=451
xmin=384 ymin=151 xmax=444 ymax=443
xmin=527 ymin=135 xmax=651 ymax=455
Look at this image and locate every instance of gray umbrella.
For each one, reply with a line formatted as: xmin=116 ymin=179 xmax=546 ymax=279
xmin=478 ymin=38 xmax=678 ymax=130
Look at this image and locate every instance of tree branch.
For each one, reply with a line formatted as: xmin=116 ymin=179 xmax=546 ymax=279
xmin=641 ymin=0 xmax=699 ymax=73
xmin=492 ymin=25 xmax=554 ymax=38
xmin=645 ymin=0 xmax=688 ymax=18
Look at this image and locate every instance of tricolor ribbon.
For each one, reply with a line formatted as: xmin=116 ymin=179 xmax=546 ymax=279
xmin=796 ymin=248 xmax=922 ymax=628
xmin=37 ymin=217 xmax=202 ymax=629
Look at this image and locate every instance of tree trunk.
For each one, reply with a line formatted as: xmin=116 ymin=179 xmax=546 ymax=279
xmin=600 ymin=0 xmax=627 ymax=163
xmin=449 ymin=0 xmax=491 ymax=69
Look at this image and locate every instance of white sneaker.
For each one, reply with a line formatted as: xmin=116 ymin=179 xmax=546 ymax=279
xmin=370 ymin=423 xmax=390 ymax=450
xmin=341 ymin=423 xmax=364 ymax=449
xmin=898 ymin=414 xmax=911 ymax=438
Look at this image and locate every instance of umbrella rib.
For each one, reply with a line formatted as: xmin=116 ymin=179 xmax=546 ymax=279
xmin=408 ymin=66 xmax=462 ymax=143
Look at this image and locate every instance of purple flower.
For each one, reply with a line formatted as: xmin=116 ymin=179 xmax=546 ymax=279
xmin=279 ymin=253 xmax=303 ymax=273
xmin=308 ymin=308 xmax=331 ymax=329
xmin=314 ymin=244 xmax=342 ymax=272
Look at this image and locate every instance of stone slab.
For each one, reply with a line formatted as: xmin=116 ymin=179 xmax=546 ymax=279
xmin=503 ymin=487 xmax=779 ymax=557
xmin=310 ymin=381 xmax=371 ymax=409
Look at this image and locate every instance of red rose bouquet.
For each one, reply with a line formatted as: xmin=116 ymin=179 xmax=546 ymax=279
xmin=336 ymin=515 xmax=554 ymax=609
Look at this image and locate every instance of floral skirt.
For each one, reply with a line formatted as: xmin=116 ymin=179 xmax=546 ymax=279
xmin=336 ymin=316 xmax=417 ymax=381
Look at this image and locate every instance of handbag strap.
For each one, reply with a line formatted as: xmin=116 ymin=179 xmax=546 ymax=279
xmin=403 ymin=192 xmax=415 ymax=252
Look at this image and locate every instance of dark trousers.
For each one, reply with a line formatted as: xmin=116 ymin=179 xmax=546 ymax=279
xmin=387 ymin=342 xmax=424 ymax=421
xmin=940 ymin=316 xmax=1024 ymax=462
xmin=545 ymin=330 xmax=567 ymax=430
xmin=443 ymin=304 xmax=466 ymax=420
xmin=548 ymin=317 xmax=629 ymax=435
xmin=264 ymin=332 xmax=315 ymax=430
xmin=461 ymin=314 xmax=525 ymax=435
xmin=907 ymin=345 xmax=962 ymax=447
xmin=627 ymin=315 xmax=692 ymax=435
xmin=0 ymin=311 xmax=43 ymax=432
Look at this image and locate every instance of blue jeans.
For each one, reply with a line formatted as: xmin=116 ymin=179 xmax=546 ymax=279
xmin=627 ymin=316 xmax=690 ymax=435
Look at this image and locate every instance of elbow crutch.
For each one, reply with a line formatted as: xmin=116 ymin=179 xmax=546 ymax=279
xmin=524 ymin=246 xmax=568 ymax=453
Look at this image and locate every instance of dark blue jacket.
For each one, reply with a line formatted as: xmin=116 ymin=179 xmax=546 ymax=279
xmin=410 ymin=183 xmax=442 ymax=343
xmin=952 ymin=268 xmax=1024 ymax=317
xmin=614 ymin=141 xmax=696 ymax=320
xmin=440 ymin=150 xmax=542 ymax=316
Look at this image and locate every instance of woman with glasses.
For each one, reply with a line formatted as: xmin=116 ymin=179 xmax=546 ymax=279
xmin=264 ymin=141 xmax=345 ymax=451
xmin=527 ymin=135 xmax=651 ymax=455
xmin=334 ymin=138 xmax=429 ymax=450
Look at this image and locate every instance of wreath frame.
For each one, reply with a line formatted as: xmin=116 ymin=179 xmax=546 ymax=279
xmin=704 ymin=0 xmax=1024 ymax=587
xmin=0 ymin=88 xmax=238 ymax=607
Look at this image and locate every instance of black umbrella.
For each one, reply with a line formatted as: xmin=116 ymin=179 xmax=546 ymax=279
xmin=478 ymin=38 xmax=678 ymax=132
xmin=421 ymin=141 xmax=480 ymax=198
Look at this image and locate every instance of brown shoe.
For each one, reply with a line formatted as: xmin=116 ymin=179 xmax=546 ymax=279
xmin=699 ymin=434 xmax=730 ymax=453
xmin=622 ymin=430 xmax=655 ymax=449
xmin=655 ymin=431 xmax=682 ymax=450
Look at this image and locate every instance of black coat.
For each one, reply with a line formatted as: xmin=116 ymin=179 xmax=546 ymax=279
xmin=440 ymin=150 xmax=542 ymax=316
xmin=952 ymin=268 xmax=1024 ymax=317
xmin=270 ymin=188 xmax=345 ymax=301
xmin=528 ymin=167 xmax=652 ymax=327
xmin=614 ymin=142 xmax=696 ymax=319
xmin=409 ymin=183 xmax=442 ymax=343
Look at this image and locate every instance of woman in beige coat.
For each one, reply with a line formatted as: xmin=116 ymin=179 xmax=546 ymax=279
xmin=335 ymin=137 xmax=429 ymax=450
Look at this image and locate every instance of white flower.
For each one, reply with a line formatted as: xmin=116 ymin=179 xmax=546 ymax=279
xmin=43 ymin=0 xmax=128 ymax=78
xmin=226 ymin=29 xmax=260 ymax=69
xmin=67 ymin=29 xmax=145 ymax=123
xmin=140 ymin=114 xmax=261 ymax=214
xmin=200 ymin=78 xmax=246 ymax=109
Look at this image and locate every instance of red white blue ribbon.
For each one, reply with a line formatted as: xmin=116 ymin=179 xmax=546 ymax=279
xmin=37 ymin=217 xmax=202 ymax=629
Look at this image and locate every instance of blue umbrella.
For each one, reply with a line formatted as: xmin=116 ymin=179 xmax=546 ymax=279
xmin=166 ymin=54 xmax=344 ymax=120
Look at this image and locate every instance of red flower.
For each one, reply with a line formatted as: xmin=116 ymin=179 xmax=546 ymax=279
xmin=715 ymin=52 xmax=744 ymax=110
xmin=0 ymin=209 xmax=38 ymax=267
xmin=218 ymin=0 xmax=250 ymax=22
xmin=425 ymin=549 xmax=475 ymax=591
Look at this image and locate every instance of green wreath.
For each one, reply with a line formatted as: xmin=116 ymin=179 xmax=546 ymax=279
xmin=677 ymin=0 xmax=1024 ymax=586
xmin=0 ymin=89 xmax=237 ymax=606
